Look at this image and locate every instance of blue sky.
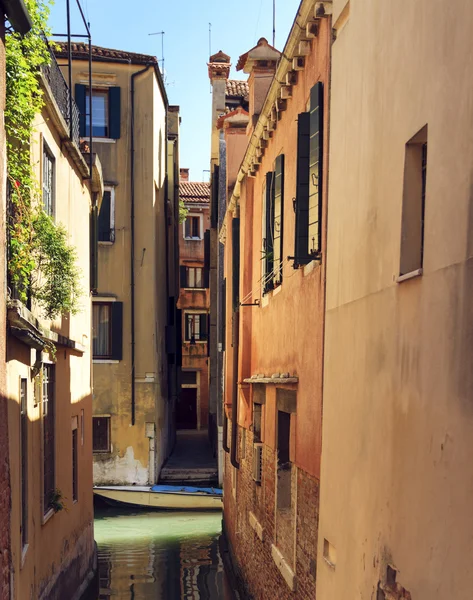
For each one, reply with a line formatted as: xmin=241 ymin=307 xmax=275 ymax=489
xmin=48 ymin=0 xmax=301 ymax=182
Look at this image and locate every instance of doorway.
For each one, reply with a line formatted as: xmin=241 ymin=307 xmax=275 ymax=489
xmin=177 ymin=388 xmax=197 ymax=430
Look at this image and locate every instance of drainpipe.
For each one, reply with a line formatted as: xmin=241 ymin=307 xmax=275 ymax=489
xmin=131 ymin=64 xmax=152 ymax=426
xmin=223 ymin=408 xmax=230 ymax=453
xmin=230 ymin=309 xmax=240 ymax=469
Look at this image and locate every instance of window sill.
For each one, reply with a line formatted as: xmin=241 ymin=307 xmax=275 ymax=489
xmin=98 ymin=241 xmax=114 ymax=246
xmin=271 ymin=544 xmax=296 ymax=591
xmin=93 ymin=359 xmax=120 ymax=364
xmin=90 ymin=137 xmax=116 ymax=144
xmin=303 ymin=260 xmax=317 ymax=276
xmin=93 ymin=450 xmax=111 ymax=455
xmin=184 ymin=341 xmax=207 ymax=345
xmin=396 ymin=268 xmax=423 ymax=283
xmin=42 ymin=508 xmax=55 ymax=526
xmin=273 ymin=284 xmax=282 ymax=296
xmin=21 ymin=544 xmax=29 ymax=569
xmin=184 ymin=238 xmax=204 ymax=242
xmin=183 ymin=287 xmax=206 ymax=291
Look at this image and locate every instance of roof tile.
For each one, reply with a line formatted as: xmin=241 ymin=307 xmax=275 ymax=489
xmin=180 ymin=181 xmax=210 ymax=203
xmin=226 ymin=79 xmax=249 ymax=99
xmin=54 ymin=42 xmax=158 ymax=65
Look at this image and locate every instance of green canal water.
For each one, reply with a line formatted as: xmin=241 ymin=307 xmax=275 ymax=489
xmin=94 ymin=507 xmax=235 ymax=599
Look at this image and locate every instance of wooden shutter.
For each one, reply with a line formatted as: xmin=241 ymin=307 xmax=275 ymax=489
xmin=264 ymin=172 xmax=275 ymax=292
xmin=308 ymin=82 xmax=323 ymax=257
xmin=93 ymin=417 xmax=109 ymax=452
xmin=232 ymin=218 xmax=240 ymax=311
xmin=204 ymin=229 xmax=210 ymax=288
xmin=110 ymin=302 xmax=123 ymax=360
xmin=108 ymin=87 xmax=121 ymax=139
xmin=90 ymin=206 xmax=98 ymax=292
xmin=211 ymin=165 xmax=219 ymax=228
xmin=98 ymin=191 xmax=111 ymax=242
xmin=274 ymin=155 xmax=285 ymax=285
xmin=180 ymin=265 xmax=187 ymax=288
xmin=75 ymin=84 xmax=86 ymax=137
xmin=176 ymin=309 xmax=182 ymax=367
xmin=295 ymin=112 xmax=311 ymax=266
xmin=221 ymin=278 xmax=226 ymax=352
xmin=200 ymin=314 xmax=208 ymax=341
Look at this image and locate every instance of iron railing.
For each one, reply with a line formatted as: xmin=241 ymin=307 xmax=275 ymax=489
xmin=42 ymin=38 xmax=80 ymax=148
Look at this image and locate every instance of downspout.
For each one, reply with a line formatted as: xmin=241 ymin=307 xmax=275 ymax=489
xmin=230 ymin=309 xmax=240 ymax=469
xmin=131 ymin=63 xmax=152 ymax=426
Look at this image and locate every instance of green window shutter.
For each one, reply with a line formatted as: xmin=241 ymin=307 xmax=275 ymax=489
xmin=295 ymin=112 xmax=311 ymax=266
xmin=264 ymin=171 xmax=275 ymax=292
xmin=232 ymin=218 xmax=240 ymax=311
xmin=200 ymin=314 xmax=208 ymax=341
xmin=90 ymin=206 xmax=98 ymax=292
xmin=75 ymin=84 xmax=86 ymax=137
xmin=274 ymin=155 xmax=285 ymax=285
xmin=308 ymin=82 xmax=323 ymax=257
xmin=109 ymin=87 xmax=121 ymax=139
xmin=98 ymin=191 xmax=111 ymax=242
xmin=180 ymin=265 xmax=187 ymax=288
xmin=110 ymin=302 xmax=123 ymax=360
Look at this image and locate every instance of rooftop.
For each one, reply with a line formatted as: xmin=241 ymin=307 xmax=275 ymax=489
xmin=180 ymin=181 xmax=210 ymax=203
xmin=226 ymin=79 xmax=249 ymax=99
xmin=54 ymin=42 xmax=159 ymax=65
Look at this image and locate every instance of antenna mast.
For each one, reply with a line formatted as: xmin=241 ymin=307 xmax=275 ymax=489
xmin=148 ymin=31 xmax=165 ymax=77
xmin=273 ymin=0 xmax=276 ymax=46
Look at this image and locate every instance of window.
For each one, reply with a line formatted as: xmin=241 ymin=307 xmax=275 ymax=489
xmin=253 ymin=403 xmax=262 ymax=443
xmin=20 ymin=378 xmax=28 ymax=548
xmin=263 ymin=173 xmax=275 ymax=292
xmin=98 ymin=188 xmax=115 ymax=243
xmin=72 ymin=424 xmax=78 ymax=502
xmin=92 ymin=301 xmax=123 ymax=360
xmin=86 ymin=89 xmax=108 ymax=137
xmin=273 ymin=155 xmax=285 ymax=285
xmin=277 ymin=410 xmax=291 ymax=510
xmin=75 ymin=84 xmax=121 ymax=140
xmin=93 ymin=416 xmax=110 ymax=452
xmin=399 ymin=125 xmax=428 ymax=277
xmin=294 ymin=82 xmax=324 ymax=266
xmin=42 ymin=143 xmax=55 ymax=217
xmin=180 ymin=266 xmax=204 ymax=288
xmin=184 ymin=313 xmax=208 ymax=342
xmin=182 ymin=371 xmax=197 ymax=385
xmin=184 ymin=215 xmax=203 ymax=240
xmin=43 ymin=364 xmax=55 ymax=515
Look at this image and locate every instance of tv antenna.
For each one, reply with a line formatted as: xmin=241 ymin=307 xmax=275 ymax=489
xmin=273 ymin=0 xmax=276 ymax=46
xmin=149 ymin=31 xmax=165 ymax=76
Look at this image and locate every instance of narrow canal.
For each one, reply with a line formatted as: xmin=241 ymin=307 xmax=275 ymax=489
xmin=94 ymin=507 xmax=235 ymax=599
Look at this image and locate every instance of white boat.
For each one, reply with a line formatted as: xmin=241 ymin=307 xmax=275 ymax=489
xmin=93 ymin=484 xmax=223 ymax=511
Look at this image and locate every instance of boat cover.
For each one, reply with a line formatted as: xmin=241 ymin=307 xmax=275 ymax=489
xmin=151 ymin=484 xmax=223 ymax=496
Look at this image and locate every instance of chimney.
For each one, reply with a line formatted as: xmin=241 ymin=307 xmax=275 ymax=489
xmin=236 ymin=38 xmax=280 ymax=128
xmin=208 ymin=50 xmax=231 ymax=164
xmin=180 ymin=168 xmax=189 ymax=182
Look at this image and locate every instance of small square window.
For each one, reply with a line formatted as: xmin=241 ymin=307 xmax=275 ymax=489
xmin=184 ymin=313 xmax=208 ymax=342
xmin=184 ymin=215 xmax=202 ymax=240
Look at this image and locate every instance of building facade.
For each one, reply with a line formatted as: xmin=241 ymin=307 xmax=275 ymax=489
xmin=317 ymin=0 xmax=473 ymax=598
xmin=215 ymin=2 xmax=331 ymax=597
xmin=6 ymin=39 xmax=103 ymax=600
xmin=177 ymin=170 xmax=210 ymax=431
xmin=56 ymin=44 xmax=179 ymax=486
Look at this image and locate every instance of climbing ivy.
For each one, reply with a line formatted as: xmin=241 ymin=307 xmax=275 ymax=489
xmin=6 ymin=0 xmax=83 ymax=319
xmin=179 ymin=199 xmax=188 ymax=224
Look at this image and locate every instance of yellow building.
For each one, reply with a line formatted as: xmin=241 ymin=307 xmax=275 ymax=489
xmin=56 ymin=44 xmax=180 ymax=485
xmin=6 ymin=43 xmax=103 ymax=599
xmin=318 ymin=0 xmax=473 ymax=598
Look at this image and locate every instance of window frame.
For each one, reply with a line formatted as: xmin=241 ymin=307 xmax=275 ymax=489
xmin=42 ymin=364 xmax=55 ymax=520
xmin=185 ymin=266 xmax=204 ymax=289
xmin=92 ymin=416 xmax=111 ymax=453
xmin=42 ymin=141 xmax=55 ymax=218
xmin=184 ymin=311 xmax=208 ymax=343
xmin=98 ymin=186 xmax=115 ymax=244
xmin=183 ymin=214 xmax=203 ymax=240
xmin=85 ymin=88 xmax=109 ymax=138
xmin=92 ymin=302 xmax=113 ymax=359
xmin=20 ymin=378 xmax=28 ymax=552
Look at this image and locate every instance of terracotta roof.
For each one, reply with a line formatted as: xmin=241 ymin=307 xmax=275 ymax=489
xmin=217 ymin=107 xmax=249 ymax=129
xmin=54 ymin=42 xmax=158 ymax=65
xmin=226 ymin=79 xmax=249 ymax=99
xmin=209 ymin=50 xmax=230 ymax=64
xmin=180 ymin=181 xmax=210 ymax=203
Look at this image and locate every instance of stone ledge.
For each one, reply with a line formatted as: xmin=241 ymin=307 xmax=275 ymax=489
xmin=248 ymin=511 xmax=264 ymax=541
xmin=271 ymin=544 xmax=297 ymax=592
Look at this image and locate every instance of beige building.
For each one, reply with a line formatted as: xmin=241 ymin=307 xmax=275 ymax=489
xmin=6 ymin=42 xmax=103 ymax=600
xmin=56 ymin=44 xmax=179 ymax=486
xmin=317 ymin=0 xmax=473 ymax=599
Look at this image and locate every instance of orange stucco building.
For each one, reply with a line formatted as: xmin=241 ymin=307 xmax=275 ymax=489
xmin=215 ymin=2 xmax=332 ymax=597
xmin=177 ymin=171 xmax=211 ymax=430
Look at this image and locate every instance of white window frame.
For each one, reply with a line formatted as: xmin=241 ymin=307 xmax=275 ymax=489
xmin=184 ymin=310 xmax=208 ymax=343
xmin=185 ymin=266 xmax=204 ymax=289
xmin=183 ymin=213 xmax=203 ymax=240
xmin=98 ymin=186 xmax=115 ymax=245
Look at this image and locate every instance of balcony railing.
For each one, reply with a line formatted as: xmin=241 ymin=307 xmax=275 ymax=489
xmin=42 ymin=39 xmax=80 ymax=148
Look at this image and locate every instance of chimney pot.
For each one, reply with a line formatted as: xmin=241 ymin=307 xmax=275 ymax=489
xmin=180 ymin=168 xmax=189 ymax=181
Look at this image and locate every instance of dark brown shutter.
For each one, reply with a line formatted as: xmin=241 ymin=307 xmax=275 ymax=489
xmin=308 ymin=82 xmax=323 ymax=257
xmin=211 ymin=165 xmax=219 ymax=228
xmin=295 ymin=112 xmax=311 ymax=266
xmin=176 ymin=309 xmax=183 ymax=367
xmin=274 ymin=155 xmax=285 ymax=285
xmin=232 ymin=218 xmax=240 ymax=311
xmin=75 ymin=84 xmax=86 ymax=137
xmin=221 ymin=278 xmax=226 ymax=352
xmin=264 ymin=172 xmax=275 ymax=292
xmin=110 ymin=302 xmax=123 ymax=360
xmin=204 ymin=229 xmax=210 ymax=288
xmin=93 ymin=417 xmax=109 ymax=452
xmin=98 ymin=190 xmax=111 ymax=242
xmin=90 ymin=206 xmax=98 ymax=292
xmin=200 ymin=314 xmax=208 ymax=341
xmin=109 ymin=87 xmax=121 ymax=139
xmin=180 ymin=265 xmax=187 ymax=288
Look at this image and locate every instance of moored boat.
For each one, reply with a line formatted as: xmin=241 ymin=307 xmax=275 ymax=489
xmin=93 ymin=484 xmax=223 ymax=510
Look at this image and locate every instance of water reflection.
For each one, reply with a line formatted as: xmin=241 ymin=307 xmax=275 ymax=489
xmin=94 ymin=507 xmax=234 ymax=600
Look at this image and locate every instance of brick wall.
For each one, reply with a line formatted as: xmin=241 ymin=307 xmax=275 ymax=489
xmin=223 ymin=424 xmax=319 ymax=599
